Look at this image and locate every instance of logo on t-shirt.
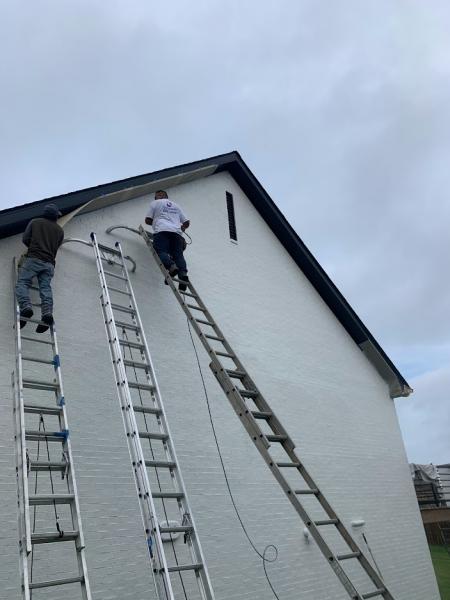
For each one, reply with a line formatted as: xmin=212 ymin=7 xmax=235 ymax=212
xmin=166 ymin=201 xmax=172 ymax=207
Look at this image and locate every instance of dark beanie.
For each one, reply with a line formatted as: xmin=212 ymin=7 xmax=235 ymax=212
xmin=43 ymin=204 xmax=62 ymax=221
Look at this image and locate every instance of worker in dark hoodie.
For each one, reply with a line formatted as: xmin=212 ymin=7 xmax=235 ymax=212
xmin=16 ymin=203 xmax=64 ymax=332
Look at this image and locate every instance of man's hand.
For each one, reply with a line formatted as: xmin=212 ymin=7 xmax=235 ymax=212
xmin=181 ymin=220 xmax=190 ymax=231
xmin=145 ymin=217 xmax=153 ymax=226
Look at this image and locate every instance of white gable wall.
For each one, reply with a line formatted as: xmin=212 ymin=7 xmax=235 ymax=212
xmin=0 ymin=171 xmax=438 ymax=599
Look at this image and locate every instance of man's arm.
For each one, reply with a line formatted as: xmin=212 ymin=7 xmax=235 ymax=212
xmin=22 ymin=221 xmax=33 ymax=247
xmin=145 ymin=201 xmax=156 ymax=226
xmin=179 ymin=206 xmax=189 ymax=231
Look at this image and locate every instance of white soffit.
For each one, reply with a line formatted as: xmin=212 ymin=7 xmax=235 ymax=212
xmin=359 ymin=340 xmax=412 ymax=398
xmin=58 ymin=164 xmax=217 ymax=229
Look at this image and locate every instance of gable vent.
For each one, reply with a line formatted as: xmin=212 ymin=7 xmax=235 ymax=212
xmin=226 ymin=191 xmax=237 ymax=241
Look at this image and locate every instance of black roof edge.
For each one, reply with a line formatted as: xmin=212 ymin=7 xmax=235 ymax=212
xmin=0 ymin=151 xmax=239 ymax=239
xmin=0 ymin=150 xmax=410 ymax=397
xmin=224 ymin=154 xmax=411 ymax=397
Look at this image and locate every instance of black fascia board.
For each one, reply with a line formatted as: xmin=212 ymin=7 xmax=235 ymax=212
xmin=222 ymin=153 xmax=409 ymax=393
xmin=0 ymin=150 xmax=409 ymax=392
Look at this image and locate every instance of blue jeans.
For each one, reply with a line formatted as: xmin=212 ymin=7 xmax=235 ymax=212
xmin=16 ymin=257 xmax=55 ymax=316
xmin=153 ymin=232 xmax=187 ymax=274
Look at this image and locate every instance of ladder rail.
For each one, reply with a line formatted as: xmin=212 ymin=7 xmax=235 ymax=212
xmin=50 ymin=326 xmax=92 ymax=600
xmin=12 ymin=260 xmax=32 ymax=556
xmin=117 ymin=240 xmax=215 ymax=600
xmin=12 ymin=372 xmax=31 ymax=600
xmin=138 ymin=225 xmax=395 ymax=600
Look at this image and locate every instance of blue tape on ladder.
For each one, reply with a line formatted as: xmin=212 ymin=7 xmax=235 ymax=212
xmin=58 ymin=396 xmax=65 ymax=407
xmin=147 ymin=536 xmax=153 ymax=558
xmin=54 ymin=429 xmax=69 ymax=442
xmin=53 ymin=354 xmax=61 ymax=368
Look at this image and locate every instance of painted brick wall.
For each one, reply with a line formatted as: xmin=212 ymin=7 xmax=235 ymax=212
xmin=0 ymin=171 xmax=439 ymax=599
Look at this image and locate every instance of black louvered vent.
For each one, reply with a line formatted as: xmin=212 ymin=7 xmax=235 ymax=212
xmin=226 ymin=192 xmax=237 ymax=241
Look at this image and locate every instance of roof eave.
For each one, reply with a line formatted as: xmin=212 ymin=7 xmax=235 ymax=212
xmin=0 ymin=150 xmax=410 ymax=398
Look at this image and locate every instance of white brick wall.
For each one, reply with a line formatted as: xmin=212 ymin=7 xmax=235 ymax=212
xmin=0 ymin=171 xmax=439 ymax=599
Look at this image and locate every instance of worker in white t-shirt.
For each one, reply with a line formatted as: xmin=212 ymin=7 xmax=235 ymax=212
xmin=145 ymin=190 xmax=190 ymax=291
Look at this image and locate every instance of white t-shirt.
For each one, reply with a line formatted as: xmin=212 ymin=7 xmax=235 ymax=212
xmin=146 ymin=198 xmax=188 ymax=234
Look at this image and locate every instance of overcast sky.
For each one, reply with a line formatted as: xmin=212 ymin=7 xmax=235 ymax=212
xmin=1 ymin=1 xmax=449 ymax=464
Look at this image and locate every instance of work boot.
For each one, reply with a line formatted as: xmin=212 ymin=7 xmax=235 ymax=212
xmin=168 ymin=263 xmax=179 ymax=278
xmin=178 ymin=273 xmax=189 ymax=292
xmin=19 ymin=307 xmax=33 ymax=329
xmin=36 ymin=314 xmax=53 ymax=334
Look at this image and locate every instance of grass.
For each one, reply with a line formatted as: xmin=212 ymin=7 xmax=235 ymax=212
xmin=430 ymin=545 xmax=450 ymax=600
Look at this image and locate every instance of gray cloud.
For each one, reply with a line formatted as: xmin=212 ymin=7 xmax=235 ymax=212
xmin=1 ymin=0 xmax=449 ymax=462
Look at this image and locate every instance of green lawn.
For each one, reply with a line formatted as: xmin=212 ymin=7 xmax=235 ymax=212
xmin=430 ymin=545 xmax=450 ymax=600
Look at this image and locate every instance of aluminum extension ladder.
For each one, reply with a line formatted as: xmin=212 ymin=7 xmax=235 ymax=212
xmin=90 ymin=233 xmax=215 ymax=600
xmin=12 ymin=259 xmax=91 ymax=599
xmin=138 ymin=225 xmax=396 ymax=600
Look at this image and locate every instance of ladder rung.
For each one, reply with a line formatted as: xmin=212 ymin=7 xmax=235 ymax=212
xmin=266 ymin=434 xmax=288 ymax=443
xmin=196 ymin=318 xmax=215 ymax=327
xmin=134 ymin=405 xmax=161 ymax=416
xmin=336 ymin=551 xmax=361 ymax=561
xmin=145 ymin=459 xmax=176 ymax=469
xmin=159 ymin=525 xmax=193 ymax=534
xmin=31 ymin=530 xmax=79 ymax=544
xmin=205 ymin=334 xmax=224 ymax=342
xmin=29 ymin=575 xmax=84 ymax=590
xmin=276 ymin=462 xmax=300 ymax=468
xmin=215 ymin=350 xmax=235 ymax=358
xmin=314 ymin=519 xmax=338 ymax=526
xmin=119 ymin=339 xmax=144 ymax=350
xmin=115 ymin=320 xmax=140 ymax=332
xmin=226 ymin=369 xmax=246 ymax=379
xmin=123 ymin=359 xmax=148 ymax=370
xmin=251 ymin=410 xmax=272 ymax=420
xmin=152 ymin=491 xmax=184 ymax=499
xmin=240 ymin=389 xmax=259 ymax=398
xmin=104 ymin=270 xmax=126 ymax=280
xmin=29 ymin=494 xmax=75 ymax=506
xmin=128 ymin=382 xmax=155 ymax=392
xmin=19 ymin=317 xmax=49 ymax=326
xmin=139 ymin=431 xmax=169 ymax=441
xmin=186 ymin=304 xmax=206 ymax=312
xmin=23 ymin=378 xmax=58 ymax=391
xmin=21 ymin=335 xmax=53 ymax=345
xmin=362 ymin=590 xmax=386 ymax=599
xmin=25 ymin=431 xmax=66 ymax=443
xmin=29 ymin=285 xmax=40 ymax=292
xmin=111 ymin=303 xmax=134 ymax=314
xmin=164 ymin=563 xmax=203 ymax=573
xmin=24 ymin=404 xmax=62 ymax=416
xmin=294 ymin=488 xmax=319 ymax=495
xmin=108 ymin=286 xmax=131 ymax=296
xmin=22 ymin=355 xmax=55 ymax=365
xmin=98 ymin=243 xmax=121 ymax=256
xmin=181 ymin=291 xmax=197 ymax=299
xmin=29 ymin=461 xmax=67 ymax=472
xmin=173 ymin=277 xmax=191 ymax=286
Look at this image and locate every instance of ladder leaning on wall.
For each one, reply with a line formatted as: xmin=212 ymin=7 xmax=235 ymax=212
xmin=11 ymin=258 xmax=92 ymax=599
xmin=137 ymin=225 xmax=396 ymax=600
xmin=90 ymin=233 xmax=215 ymax=600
